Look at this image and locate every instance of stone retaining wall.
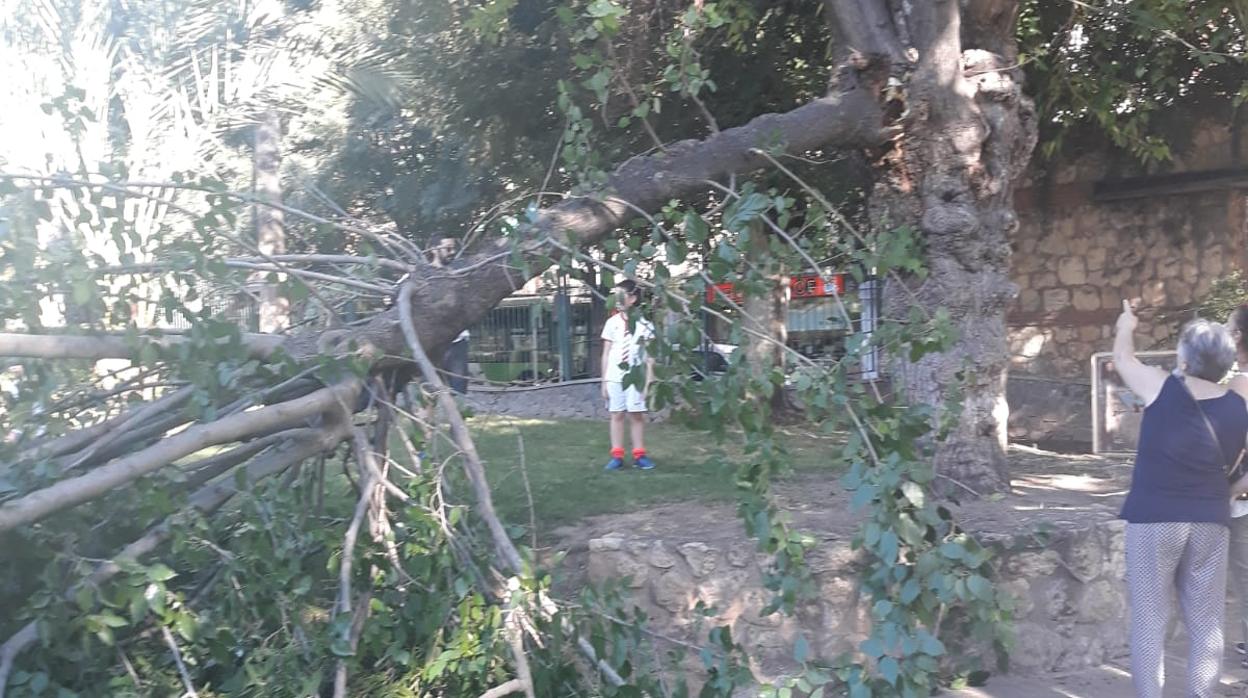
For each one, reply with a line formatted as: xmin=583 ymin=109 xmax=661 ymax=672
xmin=1008 ymin=118 xmax=1248 ymax=383
xmin=582 ymin=519 xmax=1127 ymax=682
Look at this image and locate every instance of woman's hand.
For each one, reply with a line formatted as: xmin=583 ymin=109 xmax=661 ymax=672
xmin=601 ymin=380 xmax=609 ymax=401
xmin=1116 ymin=299 xmax=1138 ymax=335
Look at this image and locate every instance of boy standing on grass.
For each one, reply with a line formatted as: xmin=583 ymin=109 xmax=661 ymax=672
xmin=601 ymin=280 xmax=657 ymax=471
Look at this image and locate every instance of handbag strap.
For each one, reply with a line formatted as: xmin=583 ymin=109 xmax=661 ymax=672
xmin=1172 ymin=370 xmax=1246 ymax=476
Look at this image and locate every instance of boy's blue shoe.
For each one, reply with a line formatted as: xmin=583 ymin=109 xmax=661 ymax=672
xmin=634 ymin=455 xmax=656 ymax=470
xmin=604 ymin=457 xmax=625 ymax=471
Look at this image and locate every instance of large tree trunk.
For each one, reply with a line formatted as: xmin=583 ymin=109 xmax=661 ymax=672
xmin=742 ymin=222 xmax=789 ymax=412
xmin=253 ymin=108 xmax=289 ymax=333
xmin=841 ymin=0 xmax=1036 ymax=494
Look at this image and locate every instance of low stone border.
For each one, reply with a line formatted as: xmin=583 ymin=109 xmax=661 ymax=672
xmin=581 ymin=518 xmax=1127 ymax=682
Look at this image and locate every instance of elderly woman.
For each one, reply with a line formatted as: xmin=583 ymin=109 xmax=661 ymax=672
xmin=1114 ymin=300 xmax=1248 ymax=697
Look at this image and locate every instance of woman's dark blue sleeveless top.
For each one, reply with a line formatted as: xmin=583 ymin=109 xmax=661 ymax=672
xmin=1120 ymin=375 xmax=1248 ymax=526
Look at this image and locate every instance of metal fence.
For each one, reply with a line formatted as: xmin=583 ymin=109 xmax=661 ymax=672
xmin=467 ymin=293 xmax=597 ymax=385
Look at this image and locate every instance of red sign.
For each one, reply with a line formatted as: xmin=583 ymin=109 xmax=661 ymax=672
xmin=706 ymin=274 xmax=844 ymax=305
xmin=790 ymin=274 xmax=844 ymax=299
xmin=707 ymin=283 xmax=744 ymax=304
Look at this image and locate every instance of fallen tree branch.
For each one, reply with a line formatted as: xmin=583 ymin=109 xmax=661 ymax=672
xmin=0 ymin=420 xmax=352 ymax=698
xmin=332 ymin=590 xmax=373 ymax=698
xmin=504 ymin=598 xmax=537 ymax=698
xmin=331 ymin=428 xmax=387 ymax=698
xmin=14 ymin=411 xmax=130 ymax=467
xmin=160 ymin=626 xmax=199 ymax=698
xmin=397 ymin=281 xmax=524 ymax=573
xmin=0 ymin=381 xmax=360 ymax=533
xmin=60 ymin=386 xmax=195 ymax=474
xmin=478 ymin=679 xmax=527 ymax=698
xmin=0 ymin=332 xmax=284 ymax=362
xmin=183 ymin=429 xmax=320 ymax=490
xmin=576 ymin=637 xmax=627 ymax=688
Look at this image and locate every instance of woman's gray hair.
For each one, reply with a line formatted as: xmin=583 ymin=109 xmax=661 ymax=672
xmin=1177 ymin=318 xmax=1237 ymax=382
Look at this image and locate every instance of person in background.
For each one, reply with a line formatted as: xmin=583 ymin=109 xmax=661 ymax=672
xmin=600 ymin=280 xmax=656 ymax=471
xmin=442 ymin=329 xmax=469 ymax=395
xmin=1225 ymin=303 xmax=1248 ymax=666
xmin=1114 ymin=300 xmax=1248 ymax=697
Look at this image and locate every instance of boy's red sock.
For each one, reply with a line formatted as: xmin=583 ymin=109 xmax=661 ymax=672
xmin=610 ymin=447 xmax=625 ymax=459
xmin=632 ymin=448 xmax=646 ymax=461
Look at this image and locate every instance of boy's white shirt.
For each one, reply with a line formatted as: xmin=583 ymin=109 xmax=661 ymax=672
xmin=601 ymin=313 xmax=654 ymax=383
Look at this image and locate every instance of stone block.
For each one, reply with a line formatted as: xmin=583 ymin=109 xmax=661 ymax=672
xmin=1003 ymin=549 xmax=1061 ymax=577
xmin=679 ymin=542 xmax=719 ymax=577
xmin=699 ymin=569 xmax=753 ymax=609
xmin=1157 ymin=256 xmax=1181 ymax=279
xmin=1204 ymin=251 xmax=1225 ymax=277
xmin=1057 ymin=257 xmax=1087 ymax=285
xmin=1101 ymin=287 xmax=1123 ymax=311
xmin=1008 ymin=623 xmax=1064 ymax=672
xmin=589 ymin=550 xmax=650 ymax=588
xmin=650 ymin=541 xmax=678 ymax=569
xmin=1072 ymin=286 xmax=1101 ymax=311
xmin=1165 ymin=279 xmax=1193 ymax=306
xmin=1079 ymin=326 xmax=1101 ymax=342
xmin=1060 ymin=531 xmax=1105 ymax=583
xmin=1043 ymin=289 xmax=1071 ymax=311
xmin=589 ymin=535 xmax=626 ymax=552
xmin=999 ymin=578 xmax=1035 ymax=617
xmin=653 ymin=569 xmax=695 ymax=612
xmin=1142 ymin=281 xmax=1166 ymax=306
xmin=1106 ymin=267 xmax=1133 ymax=286
xmin=726 ymin=543 xmax=753 ymax=568
xmin=1040 ymin=577 xmax=1074 ymax=619
xmin=1018 ymin=289 xmax=1041 ymax=312
xmin=1086 ymin=247 xmax=1107 ymax=272
xmin=741 ymin=589 xmax=785 ymax=627
xmin=1032 ymin=272 xmax=1058 ymax=290
xmin=1076 ymin=579 xmax=1124 ymax=623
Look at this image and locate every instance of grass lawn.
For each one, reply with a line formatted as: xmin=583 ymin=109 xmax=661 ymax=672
xmin=465 ymin=416 xmax=841 ymax=531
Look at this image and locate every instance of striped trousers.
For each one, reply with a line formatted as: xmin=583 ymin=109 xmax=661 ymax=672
xmin=1126 ymin=522 xmax=1228 ymax=698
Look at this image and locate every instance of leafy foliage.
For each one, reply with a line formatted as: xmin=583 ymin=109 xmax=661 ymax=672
xmin=1019 ymin=0 xmax=1248 ymax=163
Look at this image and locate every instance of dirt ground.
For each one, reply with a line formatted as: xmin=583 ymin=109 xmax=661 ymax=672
xmin=551 ymin=444 xmax=1136 ymax=575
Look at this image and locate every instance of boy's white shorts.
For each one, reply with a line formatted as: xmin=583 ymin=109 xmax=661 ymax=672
xmin=605 ymin=382 xmax=647 ymax=413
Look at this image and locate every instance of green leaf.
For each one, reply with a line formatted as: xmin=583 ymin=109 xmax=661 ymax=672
xmin=967 ymin=574 xmax=994 ymax=601
xmin=146 ymin=564 xmax=177 ymax=582
xmin=724 ymin=192 xmax=770 ymax=231
xmin=900 ymin=481 xmax=925 ymax=507
xmin=900 ymin=579 xmax=921 ymax=604
xmin=794 ymin=634 xmax=810 ymax=663
xmin=879 ymin=656 xmax=900 ymax=685
xmin=91 ymin=613 xmax=128 ymax=628
xmin=919 ymin=633 xmax=945 ymax=657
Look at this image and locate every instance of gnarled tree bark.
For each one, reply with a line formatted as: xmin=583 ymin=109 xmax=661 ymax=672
xmin=830 ymin=0 xmax=1036 ymax=494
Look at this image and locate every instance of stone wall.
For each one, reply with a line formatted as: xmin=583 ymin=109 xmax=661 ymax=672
xmin=581 ymin=519 xmax=1127 ymax=682
xmin=1006 ymin=116 xmax=1248 ymax=446
xmin=1009 ymin=188 xmax=1242 ymax=377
